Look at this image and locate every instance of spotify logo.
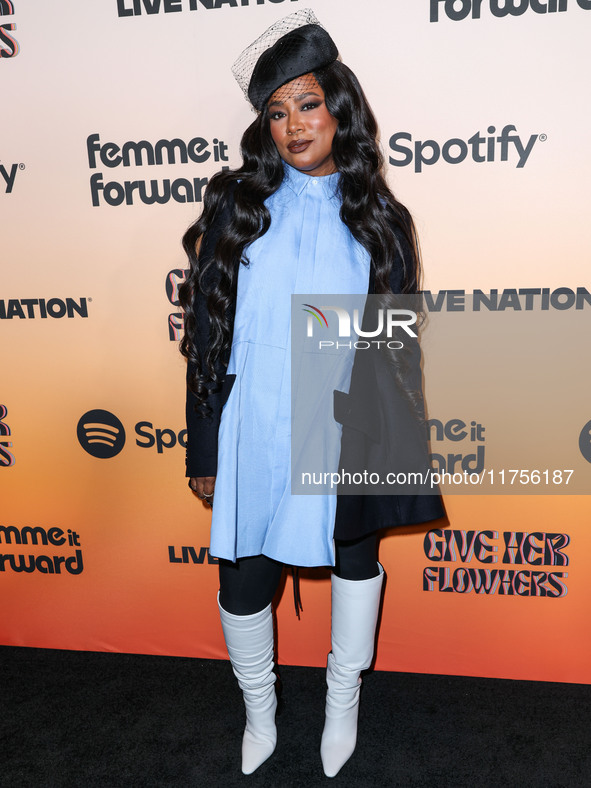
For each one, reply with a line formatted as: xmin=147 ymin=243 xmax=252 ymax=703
xmin=579 ymin=420 xmax=591 ymax=464
xmin=77 ymin=409 xmax=126 ymax=458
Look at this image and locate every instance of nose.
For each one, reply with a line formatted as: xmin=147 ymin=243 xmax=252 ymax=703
xmin=286 ymin=110 xmax=303 ymax=136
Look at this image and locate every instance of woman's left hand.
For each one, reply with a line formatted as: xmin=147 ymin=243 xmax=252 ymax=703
xmin=188 ymin=476 xmax=216 ymax=507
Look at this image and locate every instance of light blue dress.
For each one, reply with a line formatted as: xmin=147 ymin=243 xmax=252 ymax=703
xmin=209 ymin=163 xmax=370 ymax=567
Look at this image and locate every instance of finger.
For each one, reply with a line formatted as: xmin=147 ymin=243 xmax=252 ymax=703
xmin=202 ymin=478 xmax=215 ymax=497
xmin=188 ymin=476 xmax=215 ymax=505
xmin=188 ymin=478 xmax=201 ymax=495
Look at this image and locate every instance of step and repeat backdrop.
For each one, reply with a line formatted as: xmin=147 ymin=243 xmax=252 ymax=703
xmin=2 ymin=0 xmax=590 ymax=683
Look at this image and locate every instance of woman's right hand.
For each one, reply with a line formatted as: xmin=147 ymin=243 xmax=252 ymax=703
xmin=188 ymin=476 xmax=216 ymax=507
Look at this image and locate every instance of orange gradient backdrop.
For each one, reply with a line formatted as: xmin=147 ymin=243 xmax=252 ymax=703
xmin=1 ymin=0 xmax=590 ymax=684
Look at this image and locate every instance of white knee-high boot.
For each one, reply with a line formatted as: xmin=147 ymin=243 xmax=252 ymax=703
xmin=218 ymin=595 xmax=278 ymax=775
xmin=320 ymin=563 xmax=385 ymax=778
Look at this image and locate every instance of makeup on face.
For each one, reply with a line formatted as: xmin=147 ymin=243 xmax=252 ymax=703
xmin=268 ymin=74 xmax=338 ymax=178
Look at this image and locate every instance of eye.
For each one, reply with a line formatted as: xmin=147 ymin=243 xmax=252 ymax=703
xmin=301 ymin=102 xmax=321 ymax=111
xmin=268 ymin=110 xmax=285 ymax=121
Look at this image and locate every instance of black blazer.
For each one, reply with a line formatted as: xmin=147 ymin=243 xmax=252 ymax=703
xmin=185 ymin=191 xmax=445 ymax=539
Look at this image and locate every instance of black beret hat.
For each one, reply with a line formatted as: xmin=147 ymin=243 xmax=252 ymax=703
xmin=247 ymin=24 xmax=339 ymax=111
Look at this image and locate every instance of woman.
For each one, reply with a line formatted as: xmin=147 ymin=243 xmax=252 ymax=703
xmin=180 ymin=10 xmax=444 ymax=777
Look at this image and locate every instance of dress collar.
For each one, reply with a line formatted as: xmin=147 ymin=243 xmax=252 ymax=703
xmin=282 ymin=161 xmax=340 ymax=198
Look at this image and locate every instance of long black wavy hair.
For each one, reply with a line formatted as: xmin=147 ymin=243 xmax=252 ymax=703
xmin=179 ymin=60 xmax=422 ymax=409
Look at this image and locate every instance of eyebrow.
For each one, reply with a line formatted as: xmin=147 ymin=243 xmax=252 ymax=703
xmin=267 ymin=91 xmax=321 ymax=108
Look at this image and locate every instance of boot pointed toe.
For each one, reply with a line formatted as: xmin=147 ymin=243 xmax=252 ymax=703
xmin=320 ymin=565 xmax=385 ymax=778
xmin=241 ymin=722 xmax=277 ymax=774
xmin=218 ymin=595 xmax=278 ymax=775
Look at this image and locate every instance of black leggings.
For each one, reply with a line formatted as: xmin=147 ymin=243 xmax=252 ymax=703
xmin=218 ymin=532 xmax=379 ymax=616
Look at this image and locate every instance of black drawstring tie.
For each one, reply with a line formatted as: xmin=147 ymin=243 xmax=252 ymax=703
xmin=291 ymin=566 xmax=303 ymax=618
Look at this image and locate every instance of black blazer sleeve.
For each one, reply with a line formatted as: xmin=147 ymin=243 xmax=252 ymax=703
xmin=333 ymin=222 xmax=445 ymax=538
xmin=184 ymin=191 xmax=235 ymax=479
